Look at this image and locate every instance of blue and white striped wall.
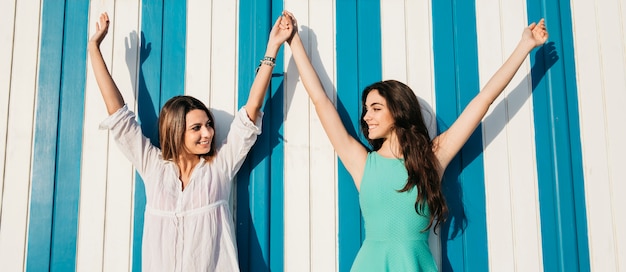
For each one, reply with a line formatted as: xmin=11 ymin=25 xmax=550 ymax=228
xmin=0 ymin=0 xmax=624 ymax=271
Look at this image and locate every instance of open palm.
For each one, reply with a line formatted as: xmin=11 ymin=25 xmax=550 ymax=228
xmin=89 ymin=12 xmax=111 ymax=47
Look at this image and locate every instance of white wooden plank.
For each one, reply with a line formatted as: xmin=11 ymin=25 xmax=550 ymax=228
xmin=283 ymin=1 xmax=312 ymax=270
xmin=596 ymin=1 xmax=626 ymax=270
xmin=380 ymin=0 xmax=407 ymax=82
xmin=76 ymin=2 xmax=116 ymax=271
xmin=102 ymin=1 xmax=141 ymax=271
xmin=208 ymin=0 xmax=238 ymax=145
xmin=0 ymin=0 xmax=40 ymax=270
xmin=308 ymin=0 xmax=337 ymax=271
xmin=405 ymin=0 xmax=437 ymax=140
xmin=185 ymin=0 xmax=213 ymax=109
xmin=475 ymin=2 xmax=516 ymax=271
xmin=570 ymin=0 xmax=617 ymax=271
xmin=0 ymin=0 xmax=16 ymax=221
xmin=497 ymin=2 xmax=544 ymax=271
xmin=477 ymin=0 xmax=544 ymax=270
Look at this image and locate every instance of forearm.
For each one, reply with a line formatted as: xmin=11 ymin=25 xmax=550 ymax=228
xmin=288 ymin=33 xmax=331 ymax=105
xmin=245 ymin=44 xmax=281 ymax=121
xmin=88 ymin=42 xmax=124 ymax=115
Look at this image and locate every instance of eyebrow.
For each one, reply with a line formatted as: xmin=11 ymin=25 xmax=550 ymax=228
xmin=188 ymin=120 xmax=210 ymax=128
xmin=365 ymin=102 xmax=385 ymax=108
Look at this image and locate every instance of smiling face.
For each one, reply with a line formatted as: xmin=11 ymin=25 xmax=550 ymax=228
xmin=363 ymin=89 xmax=396 ymax=140
xmin=182 ymin=109 xmax=215 ymax=156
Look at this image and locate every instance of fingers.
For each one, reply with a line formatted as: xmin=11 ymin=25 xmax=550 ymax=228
xmin=98 ymin=12 xmax=110 ymax=31
xmin=282 ymin=10 xmax=297 ymax=26
xmin=272 ymin=15 xmax=283 ymax=29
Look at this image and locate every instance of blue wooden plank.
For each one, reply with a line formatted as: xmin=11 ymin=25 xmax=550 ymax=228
xmin=336 ymin=0 xmax=382 ymax=270
xmin=525 ymin=0 xmax=590 ymax=271
xmin=161 ymin=0 xmax=186 ymax=103
xmin=431 ymin=0 xmax=489 ymax=271
xmin=268 ymin=3 xmax=286 ymax=272
xmin=236 ymin=1 xmax=281 ymax=271
xmin=26 ymin=0 xmax=65 ymax=270
xmin=48 ymin=1 xmax=90 ymax=271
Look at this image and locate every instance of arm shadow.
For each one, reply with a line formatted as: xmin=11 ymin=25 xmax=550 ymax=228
xmin=125 ymin=30 xmax=159 ymax=146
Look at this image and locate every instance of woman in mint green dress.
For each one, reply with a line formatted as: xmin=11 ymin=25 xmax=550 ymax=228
xmin=283 ymin=11 xmax=548 ymax=271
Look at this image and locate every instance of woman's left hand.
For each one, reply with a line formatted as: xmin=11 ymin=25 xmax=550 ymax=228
xmin=268 ymin=11 xmax=296 ymax=47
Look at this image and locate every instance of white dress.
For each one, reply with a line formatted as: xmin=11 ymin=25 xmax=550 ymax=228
xmin=100 ymin=105 xmax=262 ymax=272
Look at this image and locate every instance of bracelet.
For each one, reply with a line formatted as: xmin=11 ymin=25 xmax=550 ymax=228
xmin=261 ymin=56 xmax=276 ymax=64
xmin=255 ymin=56 xmax=276 ymax=73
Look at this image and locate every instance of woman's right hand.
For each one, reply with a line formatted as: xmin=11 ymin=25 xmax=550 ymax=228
xmin=89 ymin=12 xmax=110 ymax=47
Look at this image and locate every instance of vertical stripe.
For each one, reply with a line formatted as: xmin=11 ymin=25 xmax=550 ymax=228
xmin=161 ymin=0 xmax=186 ymax=102
xmin=335 ymin=0 xmax=382 ymax=270
xmin=27 ymin=0 xmax=64 ymax=269
xmin=268 ymin=3 xmax=286 ymax=271
xmin=133 ymin=0 xmax=187 ymax=270
xmin=49 ymin=1 xmax=90 ymax=270
xmin=526 ymin=0 xmax=590 ymax=271
xmin=431 ymin=0 xmax=489 ymax=271
xmin=27 ymin=1 xmax=89 ymax=271
xmin=236 ymin=1 xmax=285 ymax=271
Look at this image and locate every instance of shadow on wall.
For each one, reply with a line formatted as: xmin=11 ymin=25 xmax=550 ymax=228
xmin=437 ymin=42 xmax=558 ymax=272
xmin=236 ymin=77 xmax=286 ymax=272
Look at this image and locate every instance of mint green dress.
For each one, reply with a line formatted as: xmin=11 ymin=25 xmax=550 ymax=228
xmin=350 ymin=152 xmax=438 ymax=272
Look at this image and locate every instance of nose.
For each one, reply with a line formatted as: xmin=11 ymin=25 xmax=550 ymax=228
xmin=201 ymin=126 xmax=214 ymax=137
xmin=363 ymin=110 xmax=371 ymax=122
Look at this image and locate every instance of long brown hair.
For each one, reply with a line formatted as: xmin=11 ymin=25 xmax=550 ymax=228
xmin=360 ymin=80 xmax=448 ymax=231
xmin=159 ymin=96 xmax=216 ymax=164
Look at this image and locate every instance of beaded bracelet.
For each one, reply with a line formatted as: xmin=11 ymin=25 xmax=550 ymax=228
xmin=256 ymin=56 xmax=276 ymax=73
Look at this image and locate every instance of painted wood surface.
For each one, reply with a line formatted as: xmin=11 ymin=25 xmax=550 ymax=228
xmin=0 ymin=0 xmax=624 ymax=271
xmin=0 ymin=0 xmax=40 ymax=270
xmin=475 ymin=1 xmax=543 ymax=271
xmin=571 ymin=0 xmax=626 ymax=271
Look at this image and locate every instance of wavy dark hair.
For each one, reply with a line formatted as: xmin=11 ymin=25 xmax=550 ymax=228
xmin=159 ymin=96 xmax=216 ymax=164
xmin=360 ymin=80 xmax=447 ymax=232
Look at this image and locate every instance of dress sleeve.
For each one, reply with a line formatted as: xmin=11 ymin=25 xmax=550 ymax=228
xmin=215 ymin=107 xmax=263 ymax=181
xmin=99 ymin=105 xmax=162 ymax=180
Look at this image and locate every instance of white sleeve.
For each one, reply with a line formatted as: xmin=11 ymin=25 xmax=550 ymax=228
xmin=214 ymin=107 xmax=263 ymax=181
xmin=99 ymin=105 xmax=162 ymax=180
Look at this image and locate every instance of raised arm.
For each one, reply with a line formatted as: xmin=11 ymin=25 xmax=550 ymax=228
xmin=284 ymin=11 xmax=368 ymax=188
xmin=88 ymin=12 xmax=124 ymax=115
xmin=433 ymin=19 xmax=548 ymax=172
xmin=244 ymin=14 xmax=294 ymax=122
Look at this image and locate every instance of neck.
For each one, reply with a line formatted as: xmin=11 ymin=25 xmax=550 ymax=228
xmin=177 ymin=155 xmax=201 ymax=190
xmin=177 ymin=154 xmax=201 ymax=172
xmin=379 ymin=133 xmax=402 ymax=159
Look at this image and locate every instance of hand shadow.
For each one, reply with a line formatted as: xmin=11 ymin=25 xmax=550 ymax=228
xmin=125 ymin=30 xmax=159 ymax=146
xmin=438 ymin=42 xmax=558 ymax=272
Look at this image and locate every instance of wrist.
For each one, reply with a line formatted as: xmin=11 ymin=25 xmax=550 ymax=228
xmin=87 ymin=41 xmax=101 ymax=51
xmin=265 ymin=42 xmax=281 ymax=55
xmin=518 ymin=38 xmax=537 ymax=52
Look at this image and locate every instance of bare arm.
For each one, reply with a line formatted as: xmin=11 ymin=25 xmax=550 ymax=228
xmin=433 ymin=19 xmax=549 ymax=173
xmin=284 ymin=11 xmax=368 ymax=188
xmin=88 ymin=12 xmax=124 ymax=115
xmin=244 ymin=15 xmax=294 ymax=122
